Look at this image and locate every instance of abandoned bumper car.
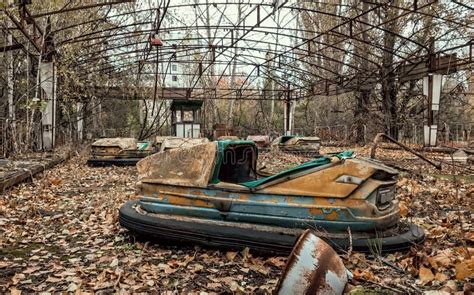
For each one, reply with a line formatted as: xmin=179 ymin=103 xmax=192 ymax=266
xmin=87 ymin=137 xmax=155 ymax=166
xmin=119 ymin=140 xmax=425 ymax=254
xmin=272 ymin=135 xmax=322 ymax=157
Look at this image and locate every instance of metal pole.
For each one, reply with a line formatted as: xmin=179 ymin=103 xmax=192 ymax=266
xmin=371 ymin=133 xmax=442 ymax=169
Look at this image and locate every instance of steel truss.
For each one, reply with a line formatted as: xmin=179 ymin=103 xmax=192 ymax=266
xmin=1 ymin=0 xmax=473 ymax=101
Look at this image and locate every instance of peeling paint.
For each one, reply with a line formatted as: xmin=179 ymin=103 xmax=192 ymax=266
xmin=276 ymin=230 xmax=349 ymax=295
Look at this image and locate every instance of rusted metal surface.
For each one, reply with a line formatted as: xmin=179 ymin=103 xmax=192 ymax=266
xmin=246 ymin=135 xmax=270 ymax=148
xmin=159 ymin=137 xmax=209 ymax=152
xmin=90 ymin=138 xmax=154 ymax=159
xmin=370 ymin=133 xmax=442 ymax=170
xmin=90 ymin=146 xmax=122 ymax=159
xmin=261 ymin=157 xmax=396 ymax=198
xmin=276 ymin=229 xmax=349 ymax=295
xmin=136 ymin=141 xmax=401 ymax=232
xmin=272 ymin=136 xmax=321 ymax=155
xmin=154 ymin=136 xmax=177 ymax=150
xmin=138 ymin=142 xmax=216 ymax=188
xmin=398 ymin=54 xmax=458 ymax=82
xmin=92 ymin=137 xmax=137 ymax=150
xmin=8 ymin=0 xmax=471 ymax=104
xmin=123 ymin=141 xmax=425 ymax=253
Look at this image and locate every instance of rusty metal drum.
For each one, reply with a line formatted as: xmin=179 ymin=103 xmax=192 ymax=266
xmin=276 ymin=229 xmax=349 ymax=295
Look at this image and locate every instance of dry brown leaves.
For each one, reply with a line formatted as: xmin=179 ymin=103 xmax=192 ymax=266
xmin=0 ymin=153 xmax=284 ymax=294
xmin=1 ymin=146 xmax=473 ymax=293
xmin=342 ymin=146 xmax=473 ymax=294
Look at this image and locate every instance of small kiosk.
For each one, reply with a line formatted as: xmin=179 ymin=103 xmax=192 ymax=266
xmin=170 ymin=99 xmax=203 ymax=138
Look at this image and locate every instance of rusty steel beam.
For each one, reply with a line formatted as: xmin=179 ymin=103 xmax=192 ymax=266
xmin=4 ymin=9 xmax=42 ymax=52
xmin=75 ymin=85 xmax=302 ymax=101
xmin=14 ymin=0 xmax=472 ymax=101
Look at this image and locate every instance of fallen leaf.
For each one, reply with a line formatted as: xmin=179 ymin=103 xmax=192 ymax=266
xmin=466 ymin=232 xmax=474 ymax=242
xmin=248 ymin=263 xmax=270 ymax=275
xmin=207 ymin=282 xmax=221 ymax=289
xmin=419 ymin=266 xmax=435 ymax=284
xmin=433 ymin=249 xmax=452 ymax=268
xmin=353 ymin=269 xmax=375 ymax=281
xmin=435 ymin=272 xmax=449 ymax=282
xmin=67 ymin=282 xmax=78 ymax=292
xmin=11 ymin=273 xmax=25 ymax=285
xmin=455 ymin=258 xmax=474 ymax=280
xmin=427 ymin=257 xmax=438 ymax=269
xmin=46 ymin=276 xmax=62 ymax=283
xmin=241 ymin=247 xmax=250 ymax=261
xmin=212 ymin=276 xmax=235 ymax=285
xmin=399 ymin=201 xmax=408 ymax=217
xmin=226 ymin=251 xmax=237 ymax=262
xmin=411 ymin=182 xmax=420 ymax=195
xmin=10 ymin=288 xmax=21 ymax=295
xmin=109 ymin=258 xmax=119 ymax=268
xmin=49 ymin=178 xmax=62 ymax=186
xmin=182 ymin=254 xmax=194 ymax=267
xmin=266 ymin=257 xmax=286 ymax=267
xmin=0 ymin=261 xmax=11 ymax=269
xmin=444 ymin=280 xmax=458 ymax=292
xmin=230 ymin=281 xmax=242 ymax=292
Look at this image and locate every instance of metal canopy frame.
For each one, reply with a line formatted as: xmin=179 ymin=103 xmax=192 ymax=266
xmin=1 ymin=0 xmax=473 ymax=101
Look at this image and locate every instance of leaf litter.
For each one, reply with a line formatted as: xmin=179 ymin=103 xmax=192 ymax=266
xmin=0 ymin=146 xmax=472 ymax=294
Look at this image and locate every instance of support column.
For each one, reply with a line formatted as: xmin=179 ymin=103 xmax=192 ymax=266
xmin=39 ymin=61 xmax=57 ymax=150
xmin=77 ymin=102 xmax=84 ymax=141
xmin=98 ymin=100 xmax=104 ymax=137
xmin=423 ymin=73 xmax=442 ymax=147
xmin=283 ymin=96 xmax=294 ymax=135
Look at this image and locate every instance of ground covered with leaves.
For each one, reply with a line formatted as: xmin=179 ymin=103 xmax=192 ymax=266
xmin=0 ymin=146 xmax=473 ymax=294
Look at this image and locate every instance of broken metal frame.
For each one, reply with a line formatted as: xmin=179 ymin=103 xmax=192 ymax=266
xmin=2 ymin=1 xmax=473 ymax=100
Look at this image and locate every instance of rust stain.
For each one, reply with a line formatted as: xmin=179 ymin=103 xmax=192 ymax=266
xmin=306 ymin=245 xmax=334 ymax=294
xmin=239 ymin=194 xmax=250 ymax=201
xmin=308 ymin=208 xmax=323 ymax=215
xmin=324 ymin=210 xmax=339 ymax=221
xmin=164 ymin=194 xmax=212 ymax=208
xmin=276 ymin=230 xmax=348 ymax=294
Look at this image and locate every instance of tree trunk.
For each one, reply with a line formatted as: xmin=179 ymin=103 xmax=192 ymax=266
xmin=353 ymin=1 xmax=372 ymax=144
xmin=354 ymin=89 xmax=370 ymax=144
xmin=7 ymin=0 xmax=16 ymax=151
xmin=381 ymin=3 xmax=400 ymax=139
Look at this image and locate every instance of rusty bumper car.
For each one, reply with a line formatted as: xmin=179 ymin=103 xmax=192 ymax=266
xmin=119 ymin=140 xmax=424 ymax=254
xmin=87 ymin=137 xmax=155 ymax=166
xmin=157 ymin=137 xmax=209 ymax=152
xmin=272 ymin=135 xmax=321 ymax=157
xmin=246 ymin=135 xmax=271 ymax=151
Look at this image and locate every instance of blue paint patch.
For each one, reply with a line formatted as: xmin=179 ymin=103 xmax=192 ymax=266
xmin=139 ymin=186 xmax=388 ymax=231
xmin=140 ymin=199 xmax=376 ymax=231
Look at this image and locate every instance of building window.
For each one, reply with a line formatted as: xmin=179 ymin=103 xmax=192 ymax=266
xmin=172 ymin=75 xmax=178 ymax=82
xmin=172 ymin=64 xmax=177 ymax=72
